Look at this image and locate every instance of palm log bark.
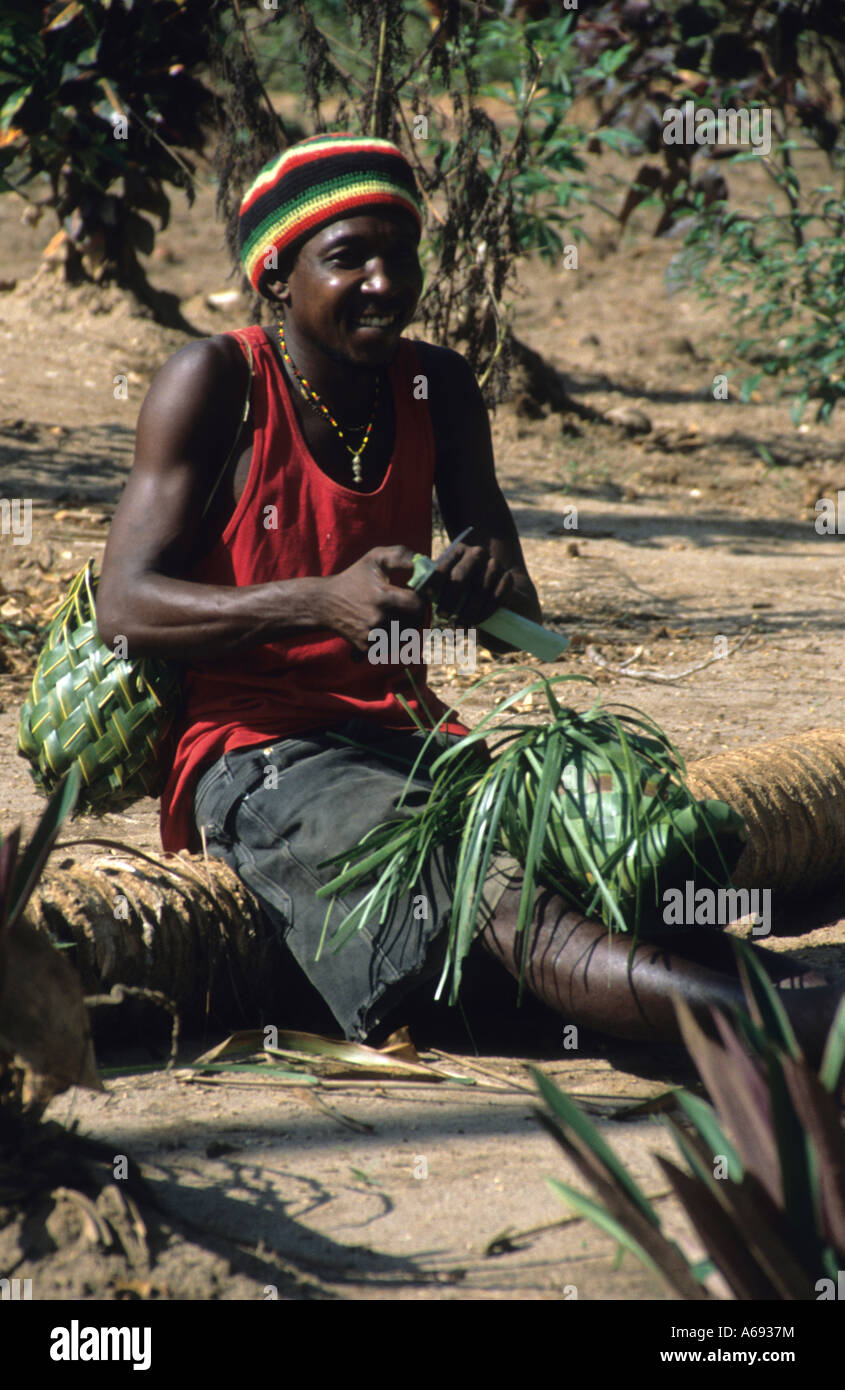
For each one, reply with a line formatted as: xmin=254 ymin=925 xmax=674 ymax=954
xmin=21 ymin=728 xmax=845 ymax=1027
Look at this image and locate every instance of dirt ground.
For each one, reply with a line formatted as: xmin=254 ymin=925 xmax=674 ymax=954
xmin=1 ymin=140 xmax=844 ymax=1302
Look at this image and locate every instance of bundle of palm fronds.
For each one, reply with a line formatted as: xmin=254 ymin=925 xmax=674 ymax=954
xmin=317 ymin=673 xmax=746 ymax=1002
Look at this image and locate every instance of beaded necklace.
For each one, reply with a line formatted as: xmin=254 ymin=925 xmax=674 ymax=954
xmin=278 ymin=321 xmax=379 ymax=485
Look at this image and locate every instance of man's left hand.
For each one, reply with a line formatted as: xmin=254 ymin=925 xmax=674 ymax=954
xmin=430 ymin=543 xmax=516 ymax=627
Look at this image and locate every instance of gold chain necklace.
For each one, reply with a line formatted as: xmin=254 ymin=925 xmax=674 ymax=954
xmin=278 ymin=322 xmax=379 ymax=485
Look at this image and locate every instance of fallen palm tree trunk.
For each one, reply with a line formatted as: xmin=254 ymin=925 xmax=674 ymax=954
xmin=26 ymin=845 xmax=272 ymax=1032
xmin=686 ymin=728 xmax=845 ymax=892
xmin=22 ymin=727 xmax=845 ymax=1024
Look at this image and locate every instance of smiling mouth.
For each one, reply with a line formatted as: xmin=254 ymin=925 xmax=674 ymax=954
xmin=352 ymin=312 xmax=400 ymax=330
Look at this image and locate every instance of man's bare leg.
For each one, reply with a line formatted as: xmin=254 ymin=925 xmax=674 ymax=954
xmin=480 ymin=883 xmax=843 ymax=1058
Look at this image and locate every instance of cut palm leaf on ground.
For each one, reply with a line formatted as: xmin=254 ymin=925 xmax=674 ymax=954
xmin=190 ymin=1027 xmax=478 ymax=1086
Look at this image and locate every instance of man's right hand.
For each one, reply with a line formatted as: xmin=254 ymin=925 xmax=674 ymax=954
xmin=320 ymin=546 xmax=426 ymax=652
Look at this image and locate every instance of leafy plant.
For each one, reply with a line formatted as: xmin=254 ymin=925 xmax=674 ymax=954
xmin=567 ymin=1 xmax=845 ymax=421
xmin=0 ymin=0 xmax=219 ymax=314
xmin=669 ymin=155 xmax=845 ymax=423
xmin=316 ymin=672 xmax=746 ymax=1003
xmin=414 ymin=12 xmax=598 ymax=393
xmin=573 ymin=0 xmax=845 ymax=236
xmin=535 ymin=941 xmax=845 ymax=1300
xmin=219 ymin=2 xmax=621 ymax=402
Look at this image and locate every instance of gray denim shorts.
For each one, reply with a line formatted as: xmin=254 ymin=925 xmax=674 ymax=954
xmin=193 ymin=718 xmax=517 ymax=1041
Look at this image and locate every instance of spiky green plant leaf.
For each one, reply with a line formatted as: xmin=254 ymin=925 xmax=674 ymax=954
xmin=545 ymin=1178 xmax=662 ymax=1278
xmin=534 ymin=1076 xmax=708 ymax=1300
xmin=654 ymin=1156 xmax=787 ymax=1301
xmin=2 ymin=764 xmax=80 ymax=931
xmin=733 ymin=938 xmax=801 ymax=1060
xmin=534 ymin=1066 xmax=660 ymax=1228
xmin=820 ymin=998 xmax=845 ymax=1095
xmin=675 ymin=1089 xmax=744 ymax=1182
xmin=536 ymin=946 xmax=845 ymax=1302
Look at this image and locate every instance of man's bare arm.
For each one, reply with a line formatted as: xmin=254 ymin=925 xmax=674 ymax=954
xmin=418 ymin=342 xmax=542 ymax=632
xmin=97 ymin=337 xmax=422 ymax=661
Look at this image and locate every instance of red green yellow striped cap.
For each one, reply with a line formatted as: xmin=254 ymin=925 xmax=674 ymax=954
xmin=239 ymin=132 xmax=423 ymax=295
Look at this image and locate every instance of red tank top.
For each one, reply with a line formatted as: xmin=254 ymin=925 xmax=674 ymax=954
xmin=159 ymin=326 xmax=457 ymax=852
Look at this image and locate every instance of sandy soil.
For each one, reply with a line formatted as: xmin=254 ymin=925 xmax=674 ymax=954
xmin=1 ymin=142 xmax=844 ymax=1302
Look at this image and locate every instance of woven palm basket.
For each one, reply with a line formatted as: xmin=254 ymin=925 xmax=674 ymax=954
xmin=17 ymin=561 xmax=181 ymax=813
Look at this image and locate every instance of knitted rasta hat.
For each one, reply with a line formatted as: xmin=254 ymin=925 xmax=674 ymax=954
xmin=238 ymin=132 xmax=423 ymax=296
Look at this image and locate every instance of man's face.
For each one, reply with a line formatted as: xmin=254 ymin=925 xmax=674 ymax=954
xmin=274 ymin=209 xmax=424 ymax=367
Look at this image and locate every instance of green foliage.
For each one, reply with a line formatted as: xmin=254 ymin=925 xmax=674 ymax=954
xmin=0 ymin=765 xmax=80 ymax=937
xmin=412 ymin=11 xmax=605 ymax=394
xmin=316 ymin=672 xmax=746 ymax=1003
xmin=0 ymin=0 xmax=218 ymax=292
xmin=236 ymin=2 xmax=621 ymax=400
xmin=669 ymin=155 xmax=845 ymax=423
xmin=238 ymin=2 xmax=845 ymax=399
xmin=466 ymin=13 xmax=591 ymax=260
xmin=573 ymin=1 xmax=845 ymax=421
xmin=536 ymin=944 xmax=845 ymax=1300
xmin=577 ymin=0 xmax=844 ymax=151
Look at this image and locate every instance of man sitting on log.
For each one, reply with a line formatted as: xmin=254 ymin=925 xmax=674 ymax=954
xmin=96 ymin=133 xmax=840 ymax=1054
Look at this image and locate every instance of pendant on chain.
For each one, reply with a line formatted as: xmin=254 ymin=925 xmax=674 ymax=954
xmin=279 ymin=321 xmax=378 ymax=486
